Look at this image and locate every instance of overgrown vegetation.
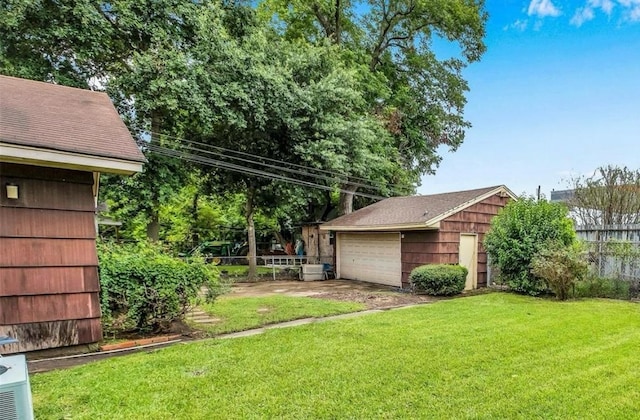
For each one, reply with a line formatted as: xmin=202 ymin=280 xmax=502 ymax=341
xmin=98 ymin=242 xmax=221 ymax=335
xmin=196 ymin=295 xmax=366 ymax=335
xmin=484 ymin=198 xmax=577 ymax=296
xmin=573 ymin=274 xmax=631 ymax=300
xmin=31 ymin=294 xmax=640 ymax=419
xmin=531 ymin=243 xmax=588 ymax=300
xmin=409 ymin=264 xmax=467 ymax=296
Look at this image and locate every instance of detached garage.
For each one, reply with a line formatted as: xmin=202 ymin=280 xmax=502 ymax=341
xmin=321 ymin=186 xmax=516 ymax=289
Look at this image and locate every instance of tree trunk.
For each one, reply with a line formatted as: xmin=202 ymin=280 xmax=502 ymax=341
xmin=146 ymin=111 xmax=162 ymax=241
xmin=338 ymin=184 xmax=358 ymax=216
xmin=191 ymin=191 xmax=200 ymax=248
xmin=245 ymin=186 xmax=258 ymax=280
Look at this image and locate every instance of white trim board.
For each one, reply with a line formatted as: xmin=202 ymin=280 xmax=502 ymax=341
xmin=0 ymin=142 xmax=143 ymax=175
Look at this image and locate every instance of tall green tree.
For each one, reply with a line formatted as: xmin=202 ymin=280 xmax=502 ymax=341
xmin=0 ymin=0 xmax=212 ymax=240
xmin=259 ymin=0 xmax=488 ymax=214
xmin=188 ymin=4 xmax=403 ymax=276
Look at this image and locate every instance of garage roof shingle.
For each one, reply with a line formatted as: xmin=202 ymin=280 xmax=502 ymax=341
xmin=0 ymin=75 xmax=145 ymax=163
xmin=322 ymin=186 xmax=514 ymax=230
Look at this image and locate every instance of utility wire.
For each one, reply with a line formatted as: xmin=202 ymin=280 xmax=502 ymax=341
xmin=146 ymin=143 xmax=385 ymax=200
xmin=154 ymin=139 xmax=403 ymax=194
xmin=139 ymin=129 xmax=410 ymax=194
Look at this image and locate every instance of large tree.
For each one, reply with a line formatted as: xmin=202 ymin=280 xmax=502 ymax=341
xmin=259 ymin=0 xmax=488 ymax=214
xmin=187 ymin=4 xmax=402 ymax=277
xmin=0 ymin=0 xmax=212 ymax=240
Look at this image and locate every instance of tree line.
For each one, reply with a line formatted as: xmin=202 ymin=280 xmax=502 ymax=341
xmin=1 ymin=0 xmax=488 ymax=276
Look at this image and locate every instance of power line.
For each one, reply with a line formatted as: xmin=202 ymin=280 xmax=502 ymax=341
xmin=154 ymin=138 xmax=405 ymax=194
xmin=146 ymin=143 xmax=385 ymax=200
xmin=139 ymin=129 xmax=410 ymax=194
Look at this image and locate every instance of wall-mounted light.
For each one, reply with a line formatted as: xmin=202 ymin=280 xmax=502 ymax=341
xmin=6 ymin=184 xmax=18 ymax=199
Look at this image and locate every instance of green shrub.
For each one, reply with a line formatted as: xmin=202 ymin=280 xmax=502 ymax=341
xmin=484 ymin=198 xmax=576 ymax=296
xmin=573 ymin=274 xmax=631 ymax=300
xmin=409 ymin=264 xmax=468 ymax=296
xmin=98 ymin=242 xmax=221 ymax=335
xmin=531 ymin=244 xmax=588 ymax=300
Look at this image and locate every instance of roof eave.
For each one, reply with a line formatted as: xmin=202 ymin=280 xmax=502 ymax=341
xmin=0 ymin=142 xmax=143 ymax=175
xmin=320 ymin=222 xmax=440 ymax=232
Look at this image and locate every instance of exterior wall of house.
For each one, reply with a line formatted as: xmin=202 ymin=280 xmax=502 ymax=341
xmin=0 ymin=163 xmax=102 ymax=353
xmin=400 ymin=193 xmax=510 ymax=288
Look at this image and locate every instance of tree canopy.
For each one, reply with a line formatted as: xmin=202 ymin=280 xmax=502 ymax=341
xmin=1 ymin=0 xmax=489 ymax=271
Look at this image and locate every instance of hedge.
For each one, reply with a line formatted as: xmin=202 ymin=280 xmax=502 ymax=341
xmin=409 ymin=264 xmax=468 ymax=296
xmin=98 ymin=242 xmax=221 ymax=335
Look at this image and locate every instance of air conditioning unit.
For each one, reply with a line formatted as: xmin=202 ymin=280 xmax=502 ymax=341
xmin=0 ymin=349 xmax=34 ymax=420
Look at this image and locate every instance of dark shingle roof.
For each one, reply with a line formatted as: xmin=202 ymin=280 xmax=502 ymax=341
xmin=0 ymin=75 xmax=144 ymax=163
xmin=323 ymin=186 xmax=512 ymax=229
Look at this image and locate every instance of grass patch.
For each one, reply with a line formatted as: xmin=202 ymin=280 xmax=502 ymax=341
xmin=32 ymin=294 xmax=640 ymax=419
xmin=195 ymin=295 xmax=366 ymax=334
xmin=216 ymin=265 xmax=291 ymax=276
xmin=216 ymin=265 xmax=298 ymax=278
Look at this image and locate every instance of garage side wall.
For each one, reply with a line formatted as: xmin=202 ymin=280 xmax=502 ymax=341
xmin=0 ymin=163 xmax=102 ymax=353
xmin=401 ymin=193 xmax=510 ymax=288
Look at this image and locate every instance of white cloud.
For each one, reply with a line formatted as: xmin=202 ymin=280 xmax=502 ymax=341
xmin=630 ymin=5 xmax=640 ymax=21
xmin=592 ymin=0 xmax=615 ymax=15
xmin=528 ymin=0 xmax=561 ymax=17
xmin=571 ymin=6 xmax=595 ymax=26
xmin=504 ymin=19 xmax=529 ymax=31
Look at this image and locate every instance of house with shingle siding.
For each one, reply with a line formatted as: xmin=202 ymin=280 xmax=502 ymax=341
xmin=320 ymin=186 xmax=517 ymax=289
xmin=0 ymin=75 xmax=144 ymax=353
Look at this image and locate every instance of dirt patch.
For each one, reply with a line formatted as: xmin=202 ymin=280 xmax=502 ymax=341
xmin=312 ymin=290 xmax=435 ymax=309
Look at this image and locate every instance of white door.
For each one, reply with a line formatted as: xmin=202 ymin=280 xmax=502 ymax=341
xmin=337 ymin=233 xmax=402 ymax=287
xmin=459 ymin=234 xmax=478 ymax=290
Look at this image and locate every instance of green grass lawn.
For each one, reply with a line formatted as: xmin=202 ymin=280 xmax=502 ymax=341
xmin=215 ymin=265 xmax=279 ymax=276
xmin=31 ymin=294 xmax=640 ymax=419
xmin=195 ymin=295 xmax=367 ymax=334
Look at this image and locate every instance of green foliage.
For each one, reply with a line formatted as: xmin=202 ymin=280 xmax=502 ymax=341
xmin=573 ymin=274 xmax=631 ymax=300
xmin=409 ymin=264 xmax=467 ymax=296
xmin=484 ymin=198 xmax=577 ymax=296
xmin=97 ymin=242 xmax=220 ymax=335
xmin=259 ymin=0 xmax=489 ymax=189
xmin=2 ymin=0 xmax=487 ymax=256
xmin=531 ymin=244 xmax=588 ymax=300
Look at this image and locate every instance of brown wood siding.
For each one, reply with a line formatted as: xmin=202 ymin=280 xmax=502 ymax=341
xmin=400 ymin=193 xmax=510 ymax=288
xmin=0 ymin=267 xmax=99 ymax=297
xmin=0 ymin=293 xmax=101 ymax=324
xmin=400 ymin=231 xmax=439 ymax=285
xmin=0 ymin=163 xmax=102 ymax=352
xmin=0 ymin=238 xmax=98 ymax=267
xmin=0 ymin=318 xmax=102 ymax=353
xmin=0 ymin=207 xmax=96 ymax=238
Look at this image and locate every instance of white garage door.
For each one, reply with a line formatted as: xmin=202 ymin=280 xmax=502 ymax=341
xmin=338 ymin=233 xmax=402 ymax=287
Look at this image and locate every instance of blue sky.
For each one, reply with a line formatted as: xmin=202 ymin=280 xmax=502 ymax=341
xmin=417 ymin=0 xmax=640 ymax=197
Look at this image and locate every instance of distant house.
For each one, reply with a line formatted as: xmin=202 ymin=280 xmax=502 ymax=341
xmin=0 ymin=75 xmax=144 ymax=353
xmin=320 ymin=186 xmax=516 ymax=289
